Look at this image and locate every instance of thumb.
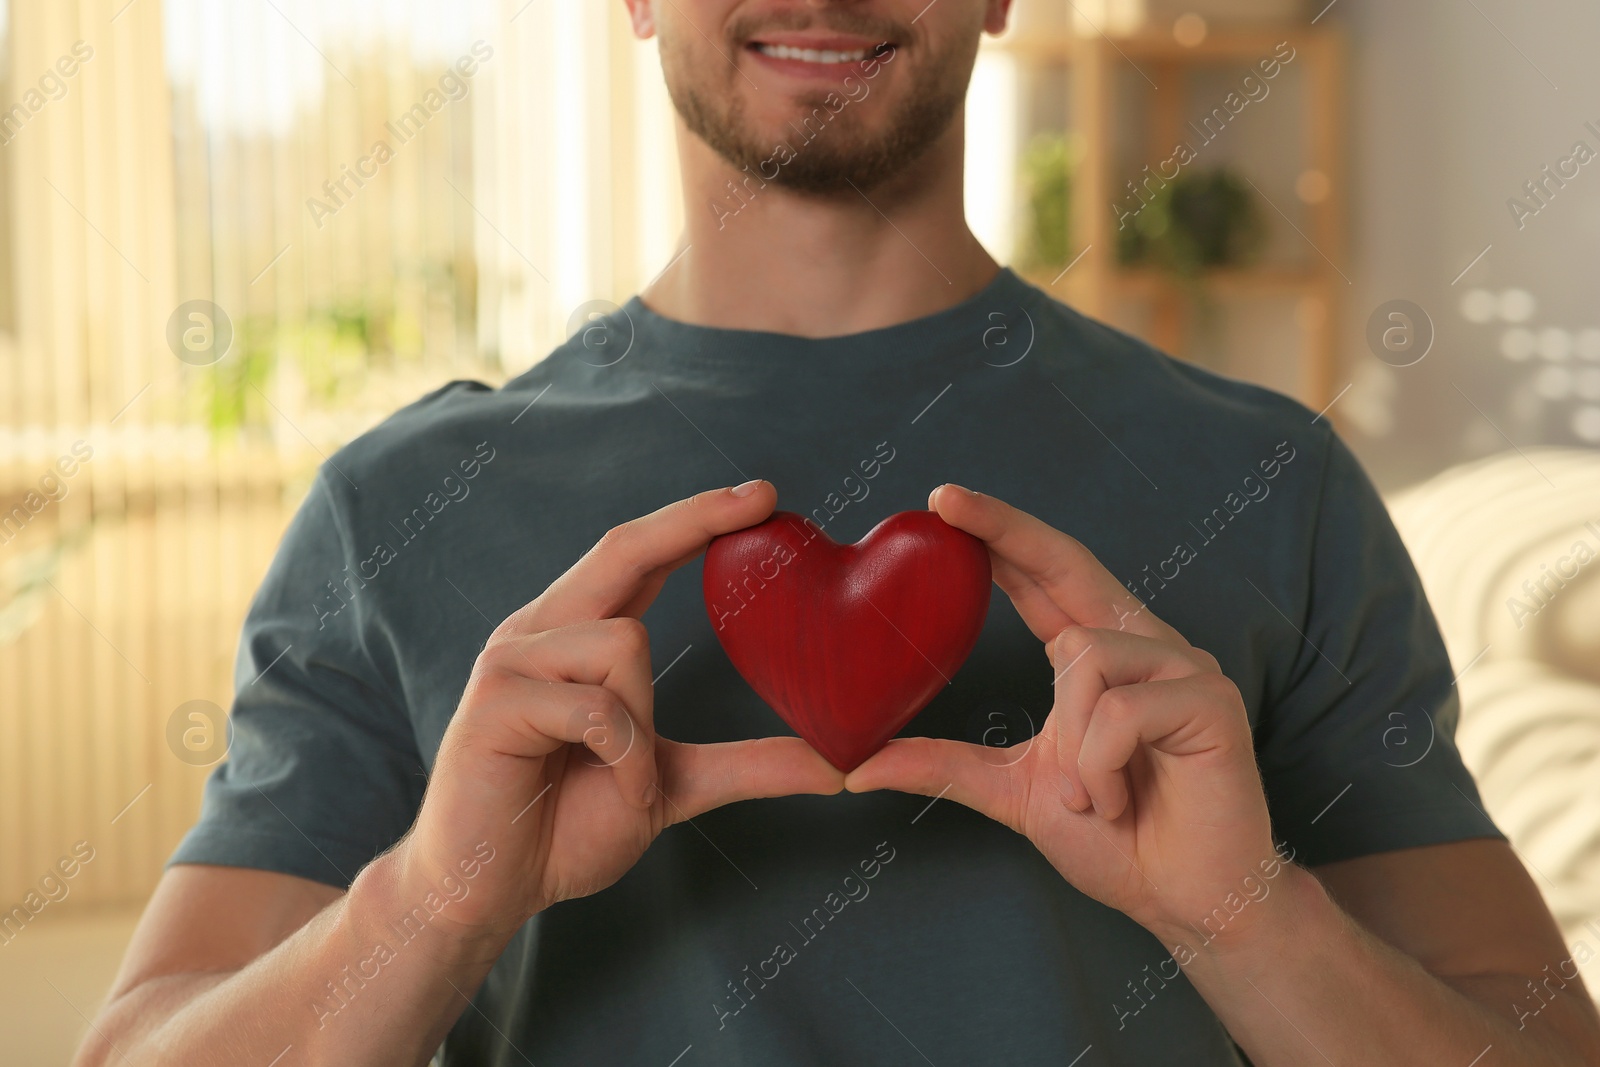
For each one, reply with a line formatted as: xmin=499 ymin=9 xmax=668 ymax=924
xmin=657 ymin=736 xmax=844 ymax=822
xmin=845 ymin=736 xmax=1025 ymax=831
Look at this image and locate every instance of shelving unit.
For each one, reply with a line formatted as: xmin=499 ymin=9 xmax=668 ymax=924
xmin=988 ymin=23 xmax=1346 ymax=413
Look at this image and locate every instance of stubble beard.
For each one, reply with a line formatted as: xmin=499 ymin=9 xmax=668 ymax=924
xmin=663 ymin=37 xmax=975 ymax=195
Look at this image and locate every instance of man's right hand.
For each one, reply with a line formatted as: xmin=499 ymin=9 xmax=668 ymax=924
xmin=75 ymin=480 xmax=842 ymax=1067
xmin=391 ymin=478 xmax=844 ymax=941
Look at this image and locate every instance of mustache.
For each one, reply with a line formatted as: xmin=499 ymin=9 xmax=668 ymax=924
xmin=727 ymin=10 xmax=909 ymax=47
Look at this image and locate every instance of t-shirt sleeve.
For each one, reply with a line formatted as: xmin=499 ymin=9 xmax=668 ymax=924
xmin=167 ymin=469 xmax=427 ymax=889
xmin=1254 ymin=430 xmax=1505 ymax=868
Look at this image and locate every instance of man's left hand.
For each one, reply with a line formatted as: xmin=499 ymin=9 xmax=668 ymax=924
xmin=847 ymin=484 xmax=1286 ymax=948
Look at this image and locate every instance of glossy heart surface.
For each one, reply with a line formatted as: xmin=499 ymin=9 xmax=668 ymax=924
xmin=703 ymin=510 xmax=991 ymax=771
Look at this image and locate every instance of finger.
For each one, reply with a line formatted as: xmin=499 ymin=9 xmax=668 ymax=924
xmin=1048 ymin=627 xmax=1209 ymax=812
xmin=657 ymin=736 xmax=844 ymax=822
xmin=988 ymin=554 xmax=1073 ymax=641
xmin=497 ymin=617 xmax=657 ymax=731
xmin=843 ymin=736 xmax=1025 ymax=832
xmin=466 ymin=674 xmax=657 ymax=808
xmin=504 ymin=480 xmax=778 ymax=635
xmin=1076 ymin=677 xmax=1223 ymax=820
xmin=555 ymin=691 xmax=657 ymax=807
xmin=928 ymin=484 xmax=1182 ymax=643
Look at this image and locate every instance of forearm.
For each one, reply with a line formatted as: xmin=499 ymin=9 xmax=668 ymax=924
xmin=1161 ymin=865 xmax=1595 ymax=1066
xmin=78 ymin=853 xmax=514 ymax=1067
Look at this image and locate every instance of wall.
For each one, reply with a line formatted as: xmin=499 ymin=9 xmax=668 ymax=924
xmin=1328 ymin=0 xmax=1600 ymax=489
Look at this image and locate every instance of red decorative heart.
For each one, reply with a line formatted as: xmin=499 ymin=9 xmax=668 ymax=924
xmin=703 ymin=510 xmax=991 ymax=771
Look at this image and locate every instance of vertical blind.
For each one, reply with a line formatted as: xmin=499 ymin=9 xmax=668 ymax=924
xmin=0 ymin=0 xmax=683 ymax=910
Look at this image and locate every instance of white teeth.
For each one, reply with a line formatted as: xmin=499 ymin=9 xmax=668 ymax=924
xmin=755 ymin=43 xmax=870 ymax=64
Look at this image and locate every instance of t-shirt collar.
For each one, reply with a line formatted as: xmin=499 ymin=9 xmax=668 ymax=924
xmin=614 ymin=266 xmax=1040 ymax=379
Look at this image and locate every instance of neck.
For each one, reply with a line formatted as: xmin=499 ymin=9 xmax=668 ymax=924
xmin=643 ymin=108 xmax=999 ymax=338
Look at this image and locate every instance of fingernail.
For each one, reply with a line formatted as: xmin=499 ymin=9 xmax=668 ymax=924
xmin=642 ymin=782 xmax=656 ymax=805
xmin=731 ymin=479 xmax=763 ymax=497
xmin=1057 ymin=773 xmax=1076 ymax=804
xmin=932 ymin=483 xmax=977 ymax=502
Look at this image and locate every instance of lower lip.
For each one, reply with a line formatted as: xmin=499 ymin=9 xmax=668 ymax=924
xmin=746 ymin=46 xmax=888 ymax=81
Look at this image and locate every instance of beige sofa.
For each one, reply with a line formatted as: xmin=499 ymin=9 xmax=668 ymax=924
xmin=1386 ymin=447 xmax=1600 ymax=999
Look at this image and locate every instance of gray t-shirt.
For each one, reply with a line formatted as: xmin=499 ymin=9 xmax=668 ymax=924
xmin=171 ymin=267 xmax=1501 ymax=1065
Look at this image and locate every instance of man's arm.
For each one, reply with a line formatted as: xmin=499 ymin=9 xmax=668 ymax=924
xmin=1177 ymin=839 xmax=1600 ymax=1065
xmin=75 ymin=862 xmax=508 ymax=1067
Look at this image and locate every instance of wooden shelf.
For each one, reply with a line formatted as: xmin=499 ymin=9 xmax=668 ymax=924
xmin=986 ymin=25 xmax=1325 ymax=63
xmin=1023 ymin=265 xmax=1328 ymax=302
xmin=1112 ymin=265 xmax=1326 ymax=296
xmin=997 ymin=24 xmax=1347 ymax=413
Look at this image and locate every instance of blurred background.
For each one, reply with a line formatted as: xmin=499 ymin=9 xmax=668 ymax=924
xmin=2 ymin=0 xmax=1598 ymax=1061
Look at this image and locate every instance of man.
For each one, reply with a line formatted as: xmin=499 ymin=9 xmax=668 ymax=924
xmin=79 ymin=1 xmax=1600 ymax=1064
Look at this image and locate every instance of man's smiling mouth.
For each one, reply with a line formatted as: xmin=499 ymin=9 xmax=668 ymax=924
xmin=752 ymin=43 xmax=875 ymax=65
